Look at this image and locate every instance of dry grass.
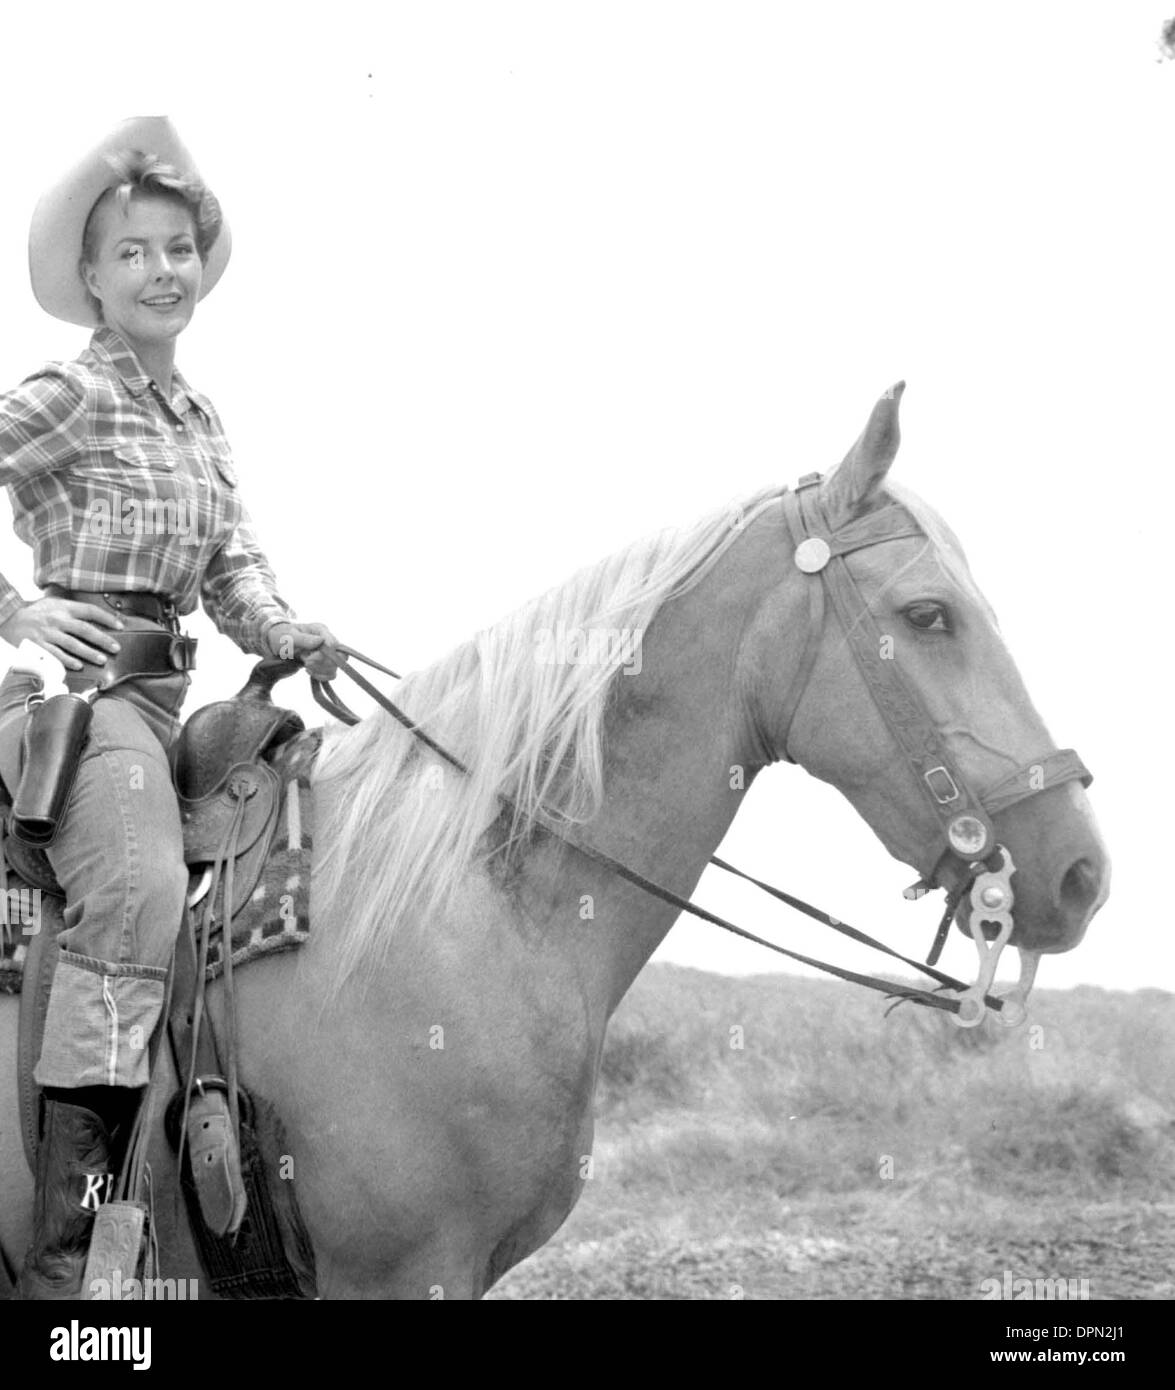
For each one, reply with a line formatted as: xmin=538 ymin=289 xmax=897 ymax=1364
xmin=488 ymin=966 xmax=1175 ymax=1299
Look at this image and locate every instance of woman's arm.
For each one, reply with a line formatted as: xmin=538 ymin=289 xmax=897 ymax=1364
xmin=0 ymin=366 xmax=89 ymax=627
xmin=200 ymin=496 xmax=296 ymax=655
xmin=200 ymin=501 xmax=339 ymax=677
xmin=0 ymin=365 xmax=124 ymax=665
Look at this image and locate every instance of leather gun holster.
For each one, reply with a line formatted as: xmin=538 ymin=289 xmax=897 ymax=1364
xmin=10 ymin=693 xmax=93 ymax=847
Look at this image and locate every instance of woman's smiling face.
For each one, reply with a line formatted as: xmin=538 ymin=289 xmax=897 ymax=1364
xmin=82 ymin=192 xmax=203 ymax=352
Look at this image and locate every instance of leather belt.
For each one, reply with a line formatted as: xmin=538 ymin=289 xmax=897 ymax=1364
xmin=40 ymin=588 xmax=198 ymax=690
xmin=63 ymin=631 xmax=198 ymax=692
xmin=44 ymin=586 xmax=180 ymax=628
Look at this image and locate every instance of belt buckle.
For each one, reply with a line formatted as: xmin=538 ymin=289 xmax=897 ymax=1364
xmin=169 ymin=634 xmax=198 ymax=672
xmin=924 ymin=765 xmax=961 ymax=804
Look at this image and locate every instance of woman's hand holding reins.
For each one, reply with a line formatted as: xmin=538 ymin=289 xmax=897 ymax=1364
xmin=0 ymin=597 xmax=122 ymax=670
xmin=265 ymin=621 xmax=342 ymax=681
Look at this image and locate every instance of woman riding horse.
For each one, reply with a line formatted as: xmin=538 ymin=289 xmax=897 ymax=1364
xmin=0 ymin=117 xmax=339 ymax=1299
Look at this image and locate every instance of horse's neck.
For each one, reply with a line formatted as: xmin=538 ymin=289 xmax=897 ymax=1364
xmin=538 ymin=526 xmax=789 ymax=1016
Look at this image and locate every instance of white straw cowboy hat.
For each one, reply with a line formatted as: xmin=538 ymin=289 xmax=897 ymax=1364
xmin=28 ymin=115 xmax=231 ymax=326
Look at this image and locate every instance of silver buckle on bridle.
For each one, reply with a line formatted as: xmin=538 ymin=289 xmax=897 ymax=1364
xmin=924 ymin=766 xmax=961 ymax=803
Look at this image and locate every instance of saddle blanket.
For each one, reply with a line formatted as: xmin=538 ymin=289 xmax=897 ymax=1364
xmin=0 ymin=730 xmax=321 ymax=995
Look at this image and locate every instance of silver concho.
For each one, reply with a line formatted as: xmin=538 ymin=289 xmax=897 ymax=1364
xmin=947 ymin=813 xmax=989 ymax=857
xmin=794 ymin=537 xmax=831 ymax=574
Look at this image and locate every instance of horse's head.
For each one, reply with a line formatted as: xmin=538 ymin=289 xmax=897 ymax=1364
xmin=747 ymin=384 xmax=1109 ymax=956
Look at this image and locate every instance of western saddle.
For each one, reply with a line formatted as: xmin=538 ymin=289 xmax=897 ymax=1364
xmin=3 ymin=657 xmax=305 ymax=902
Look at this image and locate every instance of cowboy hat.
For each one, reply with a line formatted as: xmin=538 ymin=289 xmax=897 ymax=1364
xmin=28 ymin=115 xmax=231 ymax=326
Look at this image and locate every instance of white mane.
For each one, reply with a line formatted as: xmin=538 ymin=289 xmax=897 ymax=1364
xmin=311 ymin=486 xmax=782 ymax=987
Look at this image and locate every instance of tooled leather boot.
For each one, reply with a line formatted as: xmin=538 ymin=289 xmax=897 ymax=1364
xmin=14 ymin=1097 xmax=113 ymax=1300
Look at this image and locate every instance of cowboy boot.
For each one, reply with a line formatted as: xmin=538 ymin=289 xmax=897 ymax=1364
xmin=14 ymin=1097 xmax=114 ymax=1300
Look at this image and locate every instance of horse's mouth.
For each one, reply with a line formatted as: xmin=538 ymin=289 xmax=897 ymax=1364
xmin=954 ymin=909 xmax=1086 ymax=956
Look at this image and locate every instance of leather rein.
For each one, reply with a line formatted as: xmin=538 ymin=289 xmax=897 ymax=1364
xmin=308 ymin=478 xmax=1092 ymax=1024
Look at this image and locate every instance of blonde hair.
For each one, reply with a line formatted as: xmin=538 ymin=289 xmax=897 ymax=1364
xmin=79 ymin=149 xmax=223 ymax=319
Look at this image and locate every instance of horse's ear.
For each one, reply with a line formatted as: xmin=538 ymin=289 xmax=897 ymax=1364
xmin=821 ymin=381 xmax=905 ymax=529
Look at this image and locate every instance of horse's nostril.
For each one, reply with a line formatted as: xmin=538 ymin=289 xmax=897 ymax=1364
xmin=1059 ymin=857 xmax=1101 ymax=917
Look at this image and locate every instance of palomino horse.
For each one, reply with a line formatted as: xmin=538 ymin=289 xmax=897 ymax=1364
xmin=0 ymin=385 xmax=1109 ymax=1299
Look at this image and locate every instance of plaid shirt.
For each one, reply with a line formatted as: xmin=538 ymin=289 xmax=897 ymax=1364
xmin=0 ymin=327 xmax=295 ymax=655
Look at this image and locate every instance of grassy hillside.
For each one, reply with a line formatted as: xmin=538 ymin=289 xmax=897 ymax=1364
xmin=489 ymin=965 xmax=1175 ymax=1300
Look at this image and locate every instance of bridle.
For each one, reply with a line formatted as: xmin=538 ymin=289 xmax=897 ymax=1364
xmin=778 ymin=473 xmax=1090 ymax=877
xmin=775 ymin=472 xmax=1092 ymax=1022
xmin=310 ymin=476 xmax=1092 ymax=1028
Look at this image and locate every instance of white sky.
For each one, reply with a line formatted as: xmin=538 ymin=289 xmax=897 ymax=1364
xmin=0 ymin=2 xmax=1170 ymax=996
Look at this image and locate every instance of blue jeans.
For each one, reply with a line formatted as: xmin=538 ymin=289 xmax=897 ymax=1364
xmin=0 ymin=664 xmax=189 ymax=1089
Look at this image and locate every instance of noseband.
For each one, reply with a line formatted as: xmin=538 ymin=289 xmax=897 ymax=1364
xmin=778 ymin=473 xmax=1092 ymax=1023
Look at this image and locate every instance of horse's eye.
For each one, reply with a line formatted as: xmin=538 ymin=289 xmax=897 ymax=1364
xmin=904 ymin=601 xmax=951 ymax=632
